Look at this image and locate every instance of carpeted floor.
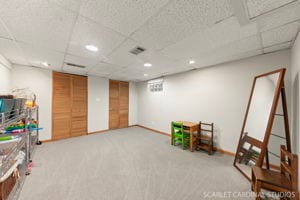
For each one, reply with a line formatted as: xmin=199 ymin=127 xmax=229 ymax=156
xmin=19 ymin=127 xmax=251 ymax=200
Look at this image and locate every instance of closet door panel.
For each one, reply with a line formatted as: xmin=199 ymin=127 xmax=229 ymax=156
xmin=52 ymin=72 xmax=87 ymax=140
xmin=52 ymin=73 xmax=71 ymax=113
xmin=119 ymin=110 xmax=128 ymax=128
xmin=71 ymin=116 xmax=87 ymax=137
xmin=52 ymin=72 xmax=72 ymax=140
xmin=109 ymin=80 xmax=120 ymax=129
xmin=119 ymin=82 xmax=129 ymax=128
xmin=71 ymin=75 xmax=87 ymax=137
xmin=53 ymin=113 xmax=71 ymax=140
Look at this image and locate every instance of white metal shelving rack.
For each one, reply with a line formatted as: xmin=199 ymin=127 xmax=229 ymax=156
xmin=0 ymin=106 xmax=41 ymax=200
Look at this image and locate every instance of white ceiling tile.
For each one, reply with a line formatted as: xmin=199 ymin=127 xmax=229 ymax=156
xmin=161 ymin=16 xmax=258 ymax=60
xmin=161 ymin=66 xmax=195 ymax=77
xmin=192 ymin=35 xmax=262 ymax=68
xmin=18 ymin=42 xmax=64 ymax=70
xmin=257 ymin=2 xmax=300 ymax=32
xmin=64 ymin=54 xmax=98 ymax=69
xmin=262 ymin=21 xmax=300 ymax=47
xmin=88 ymin=62 xmax=123 ymax=77
xmin=263 ymin=41 xmax=291 ymax=53
xmin=246 ymin=0 xmax=296 ymax=18
xmin=49 ymin=0 xmax=82 ymax=12
xmin=131 ymin=0 xmax=233 ymax=50
xmin=0 ymin=38 xmax=28 ymax=65
xmin=79 ymin=0 xmax=170 ymax=36
xmin=110 ymin=68 xmax=144 ymax=80
xmin=221 ymin=49 xmax=264 ymax=64
xmin=0 ymin=21 xmax=11 ymax=39
xmin=221 ymin=35 xmax=262 ymax=53
xmin=105 ymin=39 xmax=142 ymax=67
xmin=127 ymin=52 xmax=186 ymax=75
xmin=0 ymin=0 xmax=77 ymax=52
xmin=203 ymin=17 xmax=259 ymax=49
xmin=196 ymin=49 xmax=263 ymax=69
xmin=68 ymin=16 xmax=126 ymax=60
xmin=62 ymin=63 xmax=89 ymax=75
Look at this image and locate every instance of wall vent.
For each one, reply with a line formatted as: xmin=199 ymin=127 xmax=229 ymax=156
xmin=130 ymin=46 xmax=146 ymax=55
xmin=66 ymin=62 xmax=86 ymax=69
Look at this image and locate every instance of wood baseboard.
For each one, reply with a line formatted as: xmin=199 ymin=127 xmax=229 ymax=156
xmin=136 ymin=125 xmax=171 ymax=137
xmin=136 ymin=124 xmax=236 ymax=156
xmin=128 ymin=124 xmax=138 ymax=127
xmin=88 ymin=129 xmax=109 ymax=135
xmin=44 ymin=129 xmax=110 ymax=143
xmin=45 ymin=126 xmax=138 ymax=143
xmin=41 ymin=139 xmax=52 ymax=143
xmin=214 ymin=147 xmax=235 ymax=157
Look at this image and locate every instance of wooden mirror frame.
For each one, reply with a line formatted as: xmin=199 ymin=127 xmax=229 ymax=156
xmin=233 ymin=68 xmax=290 ymax=180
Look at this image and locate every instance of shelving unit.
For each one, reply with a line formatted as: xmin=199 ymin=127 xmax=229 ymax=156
xmin=196 ymin=122 xmax=214 ymax=155
xmin=0 ymin=108 xmax=27 ymax=200
xmin=0 ymin=105 xmax=42 ymax=200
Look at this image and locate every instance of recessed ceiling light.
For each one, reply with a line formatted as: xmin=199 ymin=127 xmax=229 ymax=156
xmin=144 ymin=63 xmax=152 ymax=67
xmin=189 ymin=60 xmax=195 ymax=64
xmin=85 ymin=44 xmax=98 ymax=52
xmin=144 ymin=73 xmax=148 ymax=77
xmin=41 ymin=62 xmax=50 ymax=67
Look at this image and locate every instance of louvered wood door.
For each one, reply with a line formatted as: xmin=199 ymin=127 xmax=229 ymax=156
xmin=109 ymin=80 xmax=120 ymax=129
xmin=119 ymin=81 xmax=129 ymax=128
xmin=52 ymin=72 xmax=87 ymax=140
xmin=52 ymin=72 xmax=72 ymax=140
xmin=109 ymin=80 xmax=129 ymax=129
xmin=71 ymin=75 xmax=87 ymax=137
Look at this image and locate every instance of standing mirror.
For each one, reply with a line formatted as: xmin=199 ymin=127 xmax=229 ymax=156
xmin=234 ymin=68 xmax=290 ymax=180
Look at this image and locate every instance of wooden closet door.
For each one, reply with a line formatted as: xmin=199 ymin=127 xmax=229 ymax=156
xmin=71 ymin=75 xmax=87 ymax=137
xmin=119 ymin=81 xmax=129 ymax=128
xmin=109 ymin=80 xmax=129 ymax=129
xmin=109 ymin=80 xmax=120 ymax=129
xmin=52 ymin=72 xmax=72 ymax=140
xmin=52 ymin=72 xmax=87 ymax=140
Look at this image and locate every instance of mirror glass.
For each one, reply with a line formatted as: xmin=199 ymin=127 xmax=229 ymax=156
xmin=235 ymin=72 xmax=280 ymax=178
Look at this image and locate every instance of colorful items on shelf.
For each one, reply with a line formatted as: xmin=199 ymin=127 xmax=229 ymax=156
xmin=0 ymin=120 xmax=39 ymax=138
xmin=0 ymin=134 xmax=22 ymax=141
xmin=5 ymin=121 xmax=25 ymax=131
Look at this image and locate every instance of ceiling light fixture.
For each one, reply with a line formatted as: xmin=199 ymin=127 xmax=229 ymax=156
xmin=85 ymin=44 xmax=98 ymax=52
xmin=189 ymin=60 xmax=195 ymax=64
xmin=144 ymin=73 xmax=148 ymax=77
xmin=144 ymin=63 xmax=152 ymax=67
xmin=41 ymin=62 xmax=50 ymax=67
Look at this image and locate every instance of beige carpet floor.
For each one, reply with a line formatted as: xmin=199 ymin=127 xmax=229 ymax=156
xmin=18 ymin=127 xmax=251 ymax=200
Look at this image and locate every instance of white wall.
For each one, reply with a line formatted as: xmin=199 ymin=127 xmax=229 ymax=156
xmin=11 ymin=65 xmax=52 ymax=141
xmin=88 ymin=76 xmax=109 ymax=132
xmin=137 ymin=50 xmax=291 ymax=153
xmin=0 ymin=54 xmax=12 ymax=94
xmin=291 ymin=32 xmax=300 ymax=190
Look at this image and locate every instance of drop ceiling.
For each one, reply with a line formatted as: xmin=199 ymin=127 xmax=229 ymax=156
xmin=0 ymin=0 xmax=299 ymax=82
